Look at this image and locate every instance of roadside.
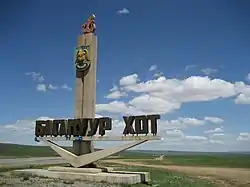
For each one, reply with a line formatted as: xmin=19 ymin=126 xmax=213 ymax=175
xmin=101 ymin=159 xmax=250 ymax=187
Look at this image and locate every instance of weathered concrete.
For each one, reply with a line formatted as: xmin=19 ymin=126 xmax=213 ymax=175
xmin=13 ymin=169 xmax=143 ymax=184
xmin=48 ymin=166 xmax=108 ymax=173
xmin=74 ymin=33 xmax=98 ymax=157
xmin=110 ymin=171 xmax=150 ymax=183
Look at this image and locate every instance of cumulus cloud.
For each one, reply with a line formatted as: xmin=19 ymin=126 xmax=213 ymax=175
xmin=204 ymin=127 xmax=224 ymax=134
xmin=153 ymin=71 xmax=164 ymax=79
xmin=5 ymin=71 xmax=250 ymax=152
xmin=246 ymin=73 xmax=250 ymax=82
xmin=98 ymin=74 xmax=250 ymax=117
xmin=116 ymin=8 xmax=130 ymax=15
xmin=106 ymin=91 xmax=127 ymax=99
xmin=36 ymin=84 xmax=47 ymax=92
xmin=105 ymin=85 xmax=127 ymax=99
xmin=119 ymin=74 xmax=138 ymax=86
xmin=149 ymin=65 xmax=157 ymax=71
xmin=237 ymin=133 xmax=250 ymax=141
xmin=204 ymin=117 xmax=224 ymax=124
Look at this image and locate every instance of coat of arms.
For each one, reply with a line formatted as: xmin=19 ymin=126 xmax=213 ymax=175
xmin=75 ymin=45 xmax=91 ymax=72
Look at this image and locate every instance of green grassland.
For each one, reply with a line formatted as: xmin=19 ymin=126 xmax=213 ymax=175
xmin=0 ymin=143 xmax=70 ymax=157
xmin=100 ymin=163 xmax=219 ymax=187
xmin=1 ymin=143 xmax=250 ymax=187
xmin=0 ymin=143 xmax=101 ymax=158
xmin=1 ymin=143 xmax=250 ymax=169
xmin=122 ymin=154 xmax=250 ymax=168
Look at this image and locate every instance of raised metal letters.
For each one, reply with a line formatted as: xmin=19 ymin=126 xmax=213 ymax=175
xmin=35 ymin=115 xmax=160 ymax=137
xmin=122 ymin=115 xmax=160 ymax=135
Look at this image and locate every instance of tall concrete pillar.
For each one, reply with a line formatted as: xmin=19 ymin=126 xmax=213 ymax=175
xmin=73 ymin=15 xmax=97 ymax=166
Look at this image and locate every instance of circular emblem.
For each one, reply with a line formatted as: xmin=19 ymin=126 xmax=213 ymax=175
xmin=75 ymin=48 xmax=90 ymax=72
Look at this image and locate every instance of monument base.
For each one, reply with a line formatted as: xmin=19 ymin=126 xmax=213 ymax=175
xmin=12 ymin=166 xmax=150 ymax=185
xmin=73 ymin=140 xmax=96 ymax=168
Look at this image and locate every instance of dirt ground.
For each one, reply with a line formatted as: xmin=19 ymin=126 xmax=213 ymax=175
xmin=101 ymin=159 xmax=250 ymax=187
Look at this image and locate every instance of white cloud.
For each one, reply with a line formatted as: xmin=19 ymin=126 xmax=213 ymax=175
xmin=201 ymin=68 xmax=218 ymax=75
xmin=185 ymin=136 xmax=207 ymax=141
xmin=26 ymin=71 xmax=71 ymax=92
xmin=110 ymin=85 xmax=119 ymax=92
xmin=204 ymin=117 xmax=224 ymax=124
xmin=105 ymin=85 xmax=128 ymax=99
xmin=149 ymin=65 xmax=157 ymax=71
xmin=36 ymin=84 xmax=72 ymax=92
xmin=26 ymin=72 xmax=44 ymax=82
xmin=204 ymin=127 xmax=224 ymax=134
xmin=36 ymin=84 xmax=47 ymax=92
xmin=211 ymin=133 xmax=225 ymax=138
xmin=237 ymin=133 xmax=250 ymax=141
xmin=209 ymin=140 xmax=224 ymax=144
xmin=116 ymin=8 xmax=130 ymax=15
xmin=246 ymin=73 xmax=250 ymax=82
xmin=119 ymin=74 xmax=138 ymax=86
xmin=165 ymin=129 xmax=185 ymax=139
xmin=97 ymin=74 xmax=250 ymax=118
xmin=61 ymin=84 xmax=72 ymax=91
xmin=153 ymin=71 xmax=164 ymax=79
xmin=185 ymin=64 xmax=196 ymax=71
xmin=106 ymin=90 xmax=128 ymax=99
xmin=48 ymin=84 xmax=58 ymax=90
xmin=120 ymin=75 xmax=236 ymax=103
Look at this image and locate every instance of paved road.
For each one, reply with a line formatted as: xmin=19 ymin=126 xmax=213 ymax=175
xmin=0 ymin=157 xmax=67 ymax=168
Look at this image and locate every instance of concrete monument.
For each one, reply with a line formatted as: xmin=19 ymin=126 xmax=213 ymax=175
xmin=25 ymin=15 xmax=162 ymax=184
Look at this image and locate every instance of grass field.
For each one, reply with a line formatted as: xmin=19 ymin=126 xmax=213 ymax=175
xmin=0 ymin=143 xmax=101 ymax=157
xmin=122 ymin=154 xmax=250 ymax=168
xmin=103 ymin=164 xmax=218 ymax=187
xmin=1 ymin=143 xmax=250 ymax=187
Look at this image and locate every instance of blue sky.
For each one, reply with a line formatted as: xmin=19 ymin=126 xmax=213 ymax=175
xmin=0 ymin=0 xmax=250 ymax=151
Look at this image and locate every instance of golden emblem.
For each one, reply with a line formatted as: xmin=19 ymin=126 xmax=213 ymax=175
xmin=75 ymin=46 xmax=91 ymax=72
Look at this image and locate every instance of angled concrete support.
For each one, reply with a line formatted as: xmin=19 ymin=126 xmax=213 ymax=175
xmin=76 ymin=140 xmax=147 ymax=167
xmin=43 ymin=140 xmax=79 ymax=167
xmin=43 ymin=140 xmax=147 ymax=168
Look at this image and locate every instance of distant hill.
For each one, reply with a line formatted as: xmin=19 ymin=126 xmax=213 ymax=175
xmin=0 ymin=143 xmax=102 ymax=158
xmin=1 ymin=143 xmax=249 ymax=158
xmin=128 ymin=149 xmax=250 ymax=156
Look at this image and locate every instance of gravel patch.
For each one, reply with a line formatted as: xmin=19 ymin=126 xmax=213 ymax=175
xmin=0 ymin=172 xmax=121 ymax=187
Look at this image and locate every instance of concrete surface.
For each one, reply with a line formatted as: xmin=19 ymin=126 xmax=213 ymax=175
xmin=74 ymin=33 xmax=98 ymax=155
xmin=12 ymin=169 xmax=143 ymax=184
xmin=42 ymin=139 xmax=147 ymax=168
xmin=48 ymin=166 xmax=110 ymax=173
xmin=109 ymin=171 xmax=150 ymax=183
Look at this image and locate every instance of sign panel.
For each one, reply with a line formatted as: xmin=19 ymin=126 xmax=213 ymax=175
xmin=35 ymin=115 xmax=160 ymax=138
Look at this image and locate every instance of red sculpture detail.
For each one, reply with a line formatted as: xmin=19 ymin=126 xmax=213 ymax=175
xmin=81 ymin=14 xmax=96 ymax=34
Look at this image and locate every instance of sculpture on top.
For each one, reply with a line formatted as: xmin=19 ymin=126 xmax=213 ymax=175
xmin=75 ymin=14 xmax=96 ymax=73
xmin=81 ymin=14 xmax=96 ymax=34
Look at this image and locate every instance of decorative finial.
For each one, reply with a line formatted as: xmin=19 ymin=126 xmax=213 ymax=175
xmin=81 ymin=14 xmax=96 ymax=34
